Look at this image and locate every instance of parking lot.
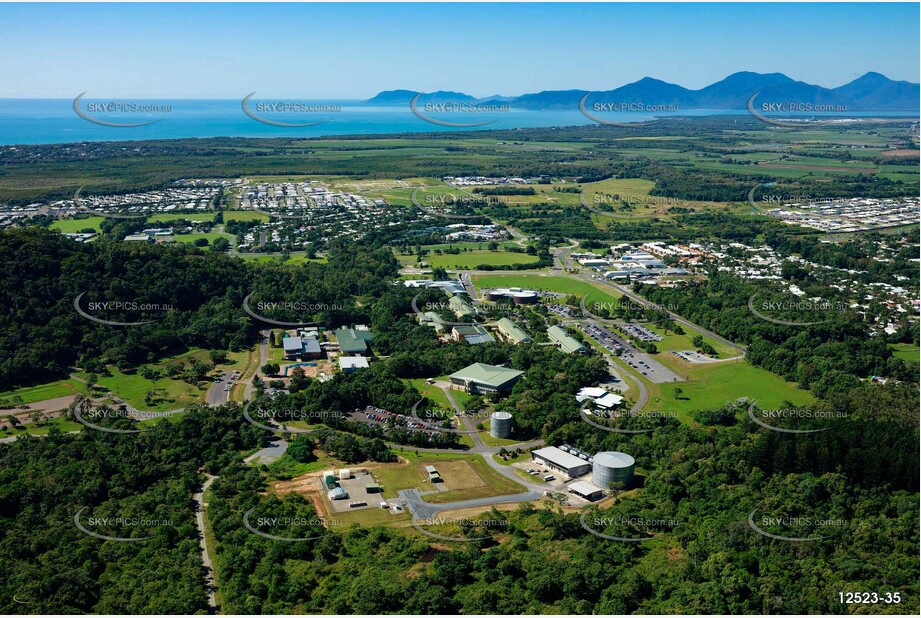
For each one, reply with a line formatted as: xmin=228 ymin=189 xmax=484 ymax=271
xmin=619 ymin=348 xmax=682 ymax=384
xmin=580 ymin=322 xmax=624 ymax=355
xmin=622 ymin=323 xmax=663 ymax=342
xmin=672 ymin=350 xmax=722 ymax=363
xmin=547 ymin=303 xmax=576 ymax=318
xmin=346 ymin=406 xmax=445 ymax=438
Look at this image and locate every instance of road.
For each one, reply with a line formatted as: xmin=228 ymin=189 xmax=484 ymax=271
xmin=552 ymin=239 xmax=580 ymax=271
xmin=451 ymin=266 xmax=745 ymax=356
xmin=576 ymin=308 xmax=683 ymax=384
xmin=193 ymin=474 xmax=219 ymax=614
xmin=206 ymin=371 xmax=234 ymax=406
xmin=606 ymin=280 xmax=746 ymax=354
xmin=400 ymin=487 xmax=544 ymax=521
xmin=244 ymin=330 xmax=269 ymax=400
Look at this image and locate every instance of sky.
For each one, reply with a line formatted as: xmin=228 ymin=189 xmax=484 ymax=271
xmin=0 ymin=3 xmax=918 ymax=99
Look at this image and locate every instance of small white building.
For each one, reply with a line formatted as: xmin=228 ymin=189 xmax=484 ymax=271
xmin=339 ymin=356 xmax=369 ymax=373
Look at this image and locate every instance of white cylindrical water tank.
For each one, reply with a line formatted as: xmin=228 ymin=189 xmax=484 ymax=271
xmin=490 ymin=411 xmax=513 ymax=439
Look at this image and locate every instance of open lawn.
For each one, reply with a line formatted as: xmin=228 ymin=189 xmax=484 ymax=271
xmin=425 ymin=456 xmax=524 ymax=503
xmin=0 ymin=416 xmax=83 ymax=438
xmin=73 ymin=348 xmax=248 ymax=412
xmin=236 ymin=253 xmax=327 ymax=265
xmin=472 ymin=273 xmax=622 ymax=309
xmin=398 ymin=248 xmax=540 ymax=269
xmin=368 ymin=453 xmax=524 ymax=503
xmin=222 ymin=210 xmax=270 ymax=222
xmin=50 ymin=217 xmax=105 ymax=233
xmin=890 ymin=343 xmax=920 ymax=363
xmin=147 ymin=212 xmax=216 ymax=223
xmin=405 ymin=379 xmax=452 ymax=410
xmin=170 ymin=232 xmax=235 ymax=248
xmin=635 ymin=322 xmax=737 ymax=359
xmin=0 ymin=379 xmax=88 ymax=406
xmin=645 ymin=360 xmax=814 ymax=422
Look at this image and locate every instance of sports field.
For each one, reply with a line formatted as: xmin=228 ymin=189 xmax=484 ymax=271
xmin=472 ymin=273 xmax=622 ymax=308
xmin=170 ymin=232 xmax=236 ymax=247
xmin=400 ymin=249 xmax=541 ymax=269
xmin=147 ymin=212 xmax=216 ymax=223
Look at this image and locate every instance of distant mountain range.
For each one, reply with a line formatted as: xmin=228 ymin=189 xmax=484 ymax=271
xmin=364 ymin=72 xmax=920 ymax=111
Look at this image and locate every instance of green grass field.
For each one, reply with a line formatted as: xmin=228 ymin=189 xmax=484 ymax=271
xmin=147 ymin=213 xmax=216 ymax=223
xmin=236 ymin=253 xmax=327 ymax=265
xmin=0 ymin=416 xmax=83 ymax=438
xmin=398 ymin=248 xmax=540 ymax=269
xmin=0 ymin=379 xmax=88 ymax=405
xmin=50 ymin=217 xmax=105 ymax=233
xmin=472 ymin=273 xmax=622 ymax=309
xmin=645 ymin=360 xmax=814 ymax=422
xmin=72 ymin=348 xmax=248 ymax=412
xmin=890 ymin=343 xmax=920 ymax=363
xmin=477 ymin=418 xmax=530 ymax=448
xmin=635 ymin=322 xmax=737 ymax=359
xmin=405 ymin=379 xmax=453 ymax=410
xmin=222 ymin=211 xmax=270 ymax=222
xmin=171 ymin=232 xmax=235 ymax=247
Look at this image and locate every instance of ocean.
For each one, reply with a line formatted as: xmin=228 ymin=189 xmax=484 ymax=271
xmin=0 ymin=99 xmax=912 ymax=146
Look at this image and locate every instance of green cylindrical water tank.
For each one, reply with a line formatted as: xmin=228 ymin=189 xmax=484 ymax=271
xmin=591 ymin=451 xmax=635 ymax=489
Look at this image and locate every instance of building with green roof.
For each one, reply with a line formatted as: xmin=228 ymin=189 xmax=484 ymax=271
xmin=448 ymin=295 xmax=476 ymax=318
xmin=547 ymin=325 xmax=587 ymax=354
xmin=497 ymin=318 xmax=532 ymax=344
xmin=448 ymin=362 xmax=524 ymax=395
xmin=335 ymin=326 xmax=374 ymax=355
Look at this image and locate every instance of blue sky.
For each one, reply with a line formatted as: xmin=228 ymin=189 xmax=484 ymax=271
xmin=1 ymin=3 xmax=917 ymax=98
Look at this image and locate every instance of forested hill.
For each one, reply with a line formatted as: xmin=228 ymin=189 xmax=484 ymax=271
xmin=0 ymin=228 xmax=400 ymax=389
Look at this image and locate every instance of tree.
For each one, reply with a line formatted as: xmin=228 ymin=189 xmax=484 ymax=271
xmin=262 ymin=363 xmax=280 ymax=376
xmin=209 ymin=349 xmax=228 ymax=364
xmin=211 ymin=237 xmax=231 ymax=252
